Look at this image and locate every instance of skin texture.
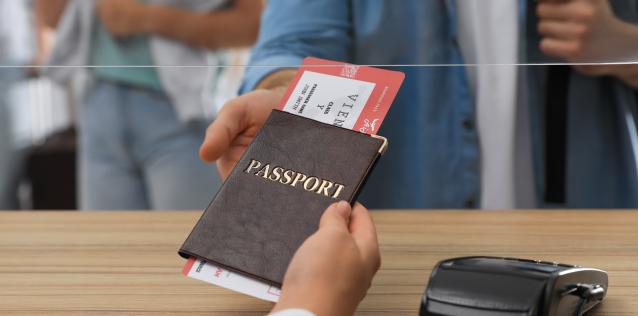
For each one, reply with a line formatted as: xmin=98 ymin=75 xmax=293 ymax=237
xmin=200 ymin=0 xmax=638 ymax=175
xmin=270 ymin=202 xmax=381 ymax=316
xmin=537 ymin=0 xmax=638 ymax=88
xmin=198 ymin=4 xmax=637 ymax=312
xmin=34 ymin=0 xmax=68 ymax=28
xmin=36 ymin=0 xmax=262 ymax=49
xmin=200 ymin=88 xmax=285 ymax=179
xmin=199 ymin=70 xmax=297 ymax=179
xmin=200 ymin=75 xmax=381 ymax=315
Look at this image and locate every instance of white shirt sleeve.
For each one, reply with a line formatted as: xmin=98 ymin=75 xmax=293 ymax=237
xmin=269 ymin=308 xmax=316 ymax=316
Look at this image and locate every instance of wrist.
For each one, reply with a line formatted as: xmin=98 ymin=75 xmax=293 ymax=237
xmin=614 ymin=21 xmax=638 ymax=62
xmin=272 ymin=287 xmax=357 ymax=316
xmin=272 ymin=300 xmax=353 ymax=316
xmin=137 ymin=4 xmax=161 ymax=34
xmin=256 ymin=69 xmax=298 ymax=91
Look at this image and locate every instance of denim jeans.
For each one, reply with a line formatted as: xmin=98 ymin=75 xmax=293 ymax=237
xmin=79 ymin=80 xmax=221 ymax=210
xmin=0 ymin=68 xmax=23 ymax=210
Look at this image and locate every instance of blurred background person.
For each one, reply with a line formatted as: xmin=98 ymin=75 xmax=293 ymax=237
xmin=36 ymin=0 xmax=262 ymax=210
xmin=0 ymin=84 xmax=20 ymax=210
xmin=200 ymin=0 xmax=638 ymax=210
xmin=529 ymin=0 xmax=638 ymax=207
xmin=0 ymin=0 xmax=36 ymax=210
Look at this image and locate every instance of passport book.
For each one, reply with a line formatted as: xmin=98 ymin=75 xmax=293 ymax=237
xmin=178 ymin=110 xmax=387 ymax=287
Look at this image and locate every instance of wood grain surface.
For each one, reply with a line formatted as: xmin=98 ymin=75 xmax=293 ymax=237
xmin=0 ymin=211 xmax=636 ymax=315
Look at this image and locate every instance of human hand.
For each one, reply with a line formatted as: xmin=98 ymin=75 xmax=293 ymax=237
xmin=199 ymin=88 xmax=285 ymax=180
xmin=572 ymin=64 xmax=638 ymax=89
xmin=537 ymin=0 xmax=628 ymax=62
xmin=97 ymin=0 xmax=149 ymax=37
xmin=271 ymin=202 xmax=381 ymax=316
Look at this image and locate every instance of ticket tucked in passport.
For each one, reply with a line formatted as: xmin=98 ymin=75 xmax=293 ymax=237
xmin=183 ymin=257 xmax=281 ymax=302
xmin=278 ymin=57 xmax=405 ymax=134
xmin=182 ymin=58 xmax=404 ymax=302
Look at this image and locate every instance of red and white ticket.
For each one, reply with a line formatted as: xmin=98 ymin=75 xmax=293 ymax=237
xmin=183 ymin=257 xmax=281 ymax=302
xmin=182 ymin=58 xmax=404 ymax=302
xmin=278 ymin=57 xmax=405 ymax=135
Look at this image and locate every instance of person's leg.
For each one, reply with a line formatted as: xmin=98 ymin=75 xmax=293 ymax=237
xmin=0 ymin=68 xmax=22 ymax=210
xmin=0 ymin=73 xmax=15 ymax=209
xmin=125 ymin=89 xmax=221 ymax=210
xmin=79 ymin=81 xmax=149 ymax=210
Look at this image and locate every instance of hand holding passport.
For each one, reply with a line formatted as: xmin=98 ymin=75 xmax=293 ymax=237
xmin=180 ymin=58 xmax=405 ymax=301
xmin=271 ymin=202 xmax=381 ymax=315
xmin=200 ymin=88 xmax=282 ymax=180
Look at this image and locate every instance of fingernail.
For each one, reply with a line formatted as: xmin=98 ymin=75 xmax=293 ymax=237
xmin=335 ymin=201 xmax=352 ymax=218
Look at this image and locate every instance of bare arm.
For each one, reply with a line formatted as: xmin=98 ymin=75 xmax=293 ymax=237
xmin=26 ymin=2 xmax=55 ymax=75
xmin=271 ymin=202 xmax=381 ymax=316
xmin=34 ymin=0 xmax=68 ymax=28
xmin=146 ymin=0 xmax=262 ymax=49
xmin=256 ymin=69 xmax=297 ymax=90
xmin=537 ymin=0 xmax=638 ymax=88
xmin=98 ymin=0 xmax=262 ymax=50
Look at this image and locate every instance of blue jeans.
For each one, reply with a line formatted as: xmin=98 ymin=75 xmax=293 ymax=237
xmin=0 ymin=68 xmax=23 ymax=210
xmin=79 ymin=80 xmax=221 ymax=210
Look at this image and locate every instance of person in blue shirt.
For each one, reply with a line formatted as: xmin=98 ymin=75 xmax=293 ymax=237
xmin=200 ymin=2 xmax=638 ymax=314
xmin=0 ymin=0 xmax=34 ymax=210
xmin=37 ymin=0 xmax=262 ymax=210
xmin=0 ymin=75 xmax=22 ymax=210
xmin=200 ymin=0 xmax=638 ymax=210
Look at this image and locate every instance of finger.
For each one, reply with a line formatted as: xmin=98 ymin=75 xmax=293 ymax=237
xmin=613 ymin=65 xmax=638 ymax=79
xmin=627 ymin=67 xmax=638 ymax=85
xmin=199 ymin=98 xmax=248 ymax=162
xmin=626 ymin=75 xmax=638 ymax=89
xmin=540 ymin=38 xmax=583 ymax=60
xmin=349 ymin=203 xmax=381 ymax=273
xmin=538 ymin=21 xmax=588 ymax=40
xmin=216 ymin=133 xmax=254 ymax=175
xmin=319 ymin=201 xmax=352 ymax=231
xmin=538 ymin=1 xmax=596 ymax=23
xmin=217 ymin=153 xmax=235 ymax=180
xmin=601 ymin=65 xmax=638 ymax=86
xmin=572 ymin=65 xmax=613 ymax=76
xmin=537 ymin=2 xmax=572 ymax=21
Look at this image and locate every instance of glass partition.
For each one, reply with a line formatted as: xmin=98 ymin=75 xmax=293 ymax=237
xmin=1 ymin=0 xmax=637 ymax=210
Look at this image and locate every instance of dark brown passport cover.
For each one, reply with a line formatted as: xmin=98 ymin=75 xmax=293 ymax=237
xmin=179 ymin=110 xmax=386 ymax=286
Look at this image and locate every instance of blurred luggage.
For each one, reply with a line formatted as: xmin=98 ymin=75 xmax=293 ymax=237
xmin=25 ymin=128 xmax=77 ymax=210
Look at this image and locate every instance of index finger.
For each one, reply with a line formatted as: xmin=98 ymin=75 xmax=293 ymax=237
xmin=349 ymin=203 xmax=381 ymax=273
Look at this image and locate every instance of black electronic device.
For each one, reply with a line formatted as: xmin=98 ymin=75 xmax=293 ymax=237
xmin=420 ymin=257 xmax=608 ymax=316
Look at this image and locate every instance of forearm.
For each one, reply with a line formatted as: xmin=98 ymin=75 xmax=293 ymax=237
xmin=612 ymin=21 xmax=638 ymax=61
xmin=256 ymin=69 xmax=297 ymax=91
xmin=273 ymin=292 xmax=356 ymax=316
xmin=34 ymin=0 xmax=68 ymax=28
xmin=142 ymin=0 xmax=262 ymax=49
xmin=577 ymin=21 xmax=638 ymax=88
xmin=32 ymin=10 xmax=53 ymax=64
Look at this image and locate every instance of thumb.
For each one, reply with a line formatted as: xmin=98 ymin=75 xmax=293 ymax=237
xmin=199 ymin=98 xmax=247 ymax=162
xmin=319 ymin=201 xmax=352 ymax=231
